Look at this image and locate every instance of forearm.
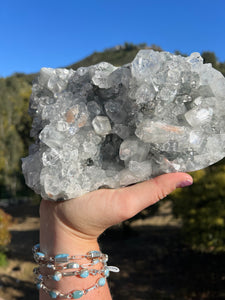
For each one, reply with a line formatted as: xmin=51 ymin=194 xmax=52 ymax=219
xmin=39 ymin=199 xmax=112 ymax=300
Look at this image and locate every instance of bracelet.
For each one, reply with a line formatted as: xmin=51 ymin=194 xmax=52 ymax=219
xmin=36 ymin=276 xmax=108 ymax=299
xmin=34 ymin=265 xmax=111 ymax=281
xmin=32 ymin=243 xmax=120 ymax=299
xmin=33 ymin=244 xmax=108 ymax=266
xmin=36 ymin=257 xmax=108 ymax=270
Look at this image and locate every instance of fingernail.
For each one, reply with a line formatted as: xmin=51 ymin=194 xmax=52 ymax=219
xmin=176 ymin=178 xmax=193 ymax=188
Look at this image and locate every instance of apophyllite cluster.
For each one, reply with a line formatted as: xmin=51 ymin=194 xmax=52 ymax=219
xmin=22 ymin=50 xmax=225 ymax=200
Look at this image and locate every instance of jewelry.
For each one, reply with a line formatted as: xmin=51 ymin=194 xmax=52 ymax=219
xmin=36 ymin=276 xmax=108 ymax=299
xmin=34 ymin=265 xmax=112 ymax=281
xmin=33 ymin=244 xmax=108 ymax=267
xmin=33 ymin=243 xmax=120 ymax=299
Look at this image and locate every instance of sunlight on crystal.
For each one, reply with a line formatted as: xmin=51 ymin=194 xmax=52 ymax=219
xmin=22 ymin=50 xmax=225 ymax=200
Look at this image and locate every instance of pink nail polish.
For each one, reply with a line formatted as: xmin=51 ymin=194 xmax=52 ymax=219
xmin=176 ymin=180 xmax=193 ymax=188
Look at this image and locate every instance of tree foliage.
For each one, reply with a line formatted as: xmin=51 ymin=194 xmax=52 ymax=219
xmin=0 ymin=74 xmax=32 ymax=197
xmin=171 ymin=163 xmax=225 ymax=252
xmin=0 ymin=208 xmax=12 ymax=250
xmin=0 ymin=208 xmax=12 ymax=266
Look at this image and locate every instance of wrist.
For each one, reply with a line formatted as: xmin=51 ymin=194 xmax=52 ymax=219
xmin=39 ymin=199 xmax=99 ymax=255
xmin=38 ymin=199 xmax=112 ymax=300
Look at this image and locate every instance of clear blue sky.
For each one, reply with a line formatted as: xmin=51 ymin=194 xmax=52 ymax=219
xmin=1 ymin=0 xmax=225 ymax=77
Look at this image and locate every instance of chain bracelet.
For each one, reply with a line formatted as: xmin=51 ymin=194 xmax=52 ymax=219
xmin=36 ymin=276 xmax=108 ymax=299
xmin=33 ymin=243 xmax=120 ymax=299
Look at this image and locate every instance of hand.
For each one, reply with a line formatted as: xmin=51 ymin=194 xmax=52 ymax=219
xmin=40 ymin=172 xmax=193 ymax=241
xmin=39 ymin=173 xmax=193 ymax=300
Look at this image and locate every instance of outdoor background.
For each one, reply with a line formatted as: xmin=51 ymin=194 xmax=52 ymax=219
xmin=0 ymin=1 xmax=225 ymax=299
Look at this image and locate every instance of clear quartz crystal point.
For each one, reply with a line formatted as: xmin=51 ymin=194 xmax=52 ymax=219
xmin=22 ymin=50 xmax=225 ymax=200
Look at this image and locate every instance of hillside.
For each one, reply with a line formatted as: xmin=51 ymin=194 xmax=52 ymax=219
xmin=67 ymin=43 xmax=161 ymax=69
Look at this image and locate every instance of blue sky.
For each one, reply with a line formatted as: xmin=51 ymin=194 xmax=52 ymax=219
xmin=0 ymin=0 xmax=225 ymax=77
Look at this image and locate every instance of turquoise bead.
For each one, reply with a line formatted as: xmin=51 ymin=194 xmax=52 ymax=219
xmin=55 ymin=253 xmax=69 ymax=262
xmin=92 ymin=259 xmax=100 ymax=265
xmin=34 ymin=243 xmax=40 ymax=250
xmin=98 ymin=277 xmax=106 ymax=287
xmin=72 ymin=290 xmax=84 ymax=299
xmin=46 ymin=263 xmax=54 ymax=269
xmin=103 ymin=267 xmax=110 ymax=277
xmin=80 ymin=269 xmax=89 ymax=278
xmin=52 ymin=271 xmax=62 ymax=281
xmin=88 ymin=250 xmax=101 ymax=258
xmin=38 ymin=274 xmax=43 ymax=281
xmin=102 ymin=254 xmax=108 ymax=262
xmin=36 ymin=283 xmax=41 ymax=290
xmin=67 ymin=262 xmax=79 ymax=269
xmin=49 ymin=290 xmax=59 ymax=298
xmin=36 ymin=252 xmax=45 ymax=258
xmin=55 ymin=253 xmax=69 ymax=259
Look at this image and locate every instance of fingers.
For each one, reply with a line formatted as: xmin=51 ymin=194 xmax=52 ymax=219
xmin=114 ymin=172 xmax=193 ymax=222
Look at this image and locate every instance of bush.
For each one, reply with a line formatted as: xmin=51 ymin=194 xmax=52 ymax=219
xmin=0 ymin=208 xmax=12 ymax=251
xmin=0 ymin=252 xmax=8 ymax=267
xmin=171 ymin=163 xmax=225 ymax=252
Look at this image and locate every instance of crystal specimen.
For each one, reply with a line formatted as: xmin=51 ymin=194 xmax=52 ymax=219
xmin=22 ymin=50 xmax=225 ymax=200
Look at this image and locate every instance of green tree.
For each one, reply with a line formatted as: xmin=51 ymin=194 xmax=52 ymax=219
xmin=0 ymin=209 xmax=12 ymax=266
xmin=171 ymin=163 xmax=225 ymax=252
xmin=201 ymin=51 xmax=217 ymax=68
xmin=0 ymin=75 xmax=32 ymax=197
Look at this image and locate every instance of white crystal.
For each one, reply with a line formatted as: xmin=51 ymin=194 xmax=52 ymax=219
xmin=158 ymin=86 xmax=177 ymax=102
xmin=135 ymin=83 xmax=156 ymax=104
xmin=39 ymin=68 xmax=73 ymax=94
xmin=87 ymin=101 xmax=101 ymax=116
xmin=189 ymin=131 xmax=206 ymax=150
xmin=112 ymin=124 xmax=130 ymax=139
xmin=135 ymin=120 xmax=187 ymax=144
xmin=186 ymin=52 xmax=203 ymax=65
xmin=128 ymin=160 xmax=152 ymax=180
xmin=42 ymin=149 xmax=60 ymax=167
xmin=57 ymin=121 xmax=69 ymax=132
xmin=22 ymin=50 xmax=225 ymax=200
xmin=119 ymin=169 xmax=138 ymax=186
xmin=39 ymin=125 xmax=66 ymax=149
xmin=131 ymin=50 xmax=161 ymax=80
xmin=184 ymin=107 xmax=213 ymax=127
xmin=119 ymin=138 xmax=149 ymax=163
xmin=92 ymin=116 xmax=111 ymax=136
xmin=105 ymin=101 xmax=127 ymax=123
xmin=92 ymin=62 xmax=117 ymax=88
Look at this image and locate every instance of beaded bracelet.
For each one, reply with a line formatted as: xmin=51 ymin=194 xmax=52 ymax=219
xmin=36 ymin=276 xmax=108 ymax=299
xmin=34 ymin=265 xmax=111 ymax=281
xmin=33 ymin=243 xmax=120 ymax=299
xmin=33 ymin=244 xmax=108 ymax=267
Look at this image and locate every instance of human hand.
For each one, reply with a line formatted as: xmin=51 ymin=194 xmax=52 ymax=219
xmin=39 ymin=173 xmax=193 ymax=300
xmin=40 ymin=172 xmax=193 ymax=242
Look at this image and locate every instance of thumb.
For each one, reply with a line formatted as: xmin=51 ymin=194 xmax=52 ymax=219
xmin=115 ymin=172 xmax=193 ymax=222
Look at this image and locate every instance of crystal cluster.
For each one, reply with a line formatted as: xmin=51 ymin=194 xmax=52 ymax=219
xmin=22 ymin=50 xmax=225 ymax=200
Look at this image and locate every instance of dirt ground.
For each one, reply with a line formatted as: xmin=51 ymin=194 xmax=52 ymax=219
xmin=0 ymin=201 xmax=225 ymax=300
